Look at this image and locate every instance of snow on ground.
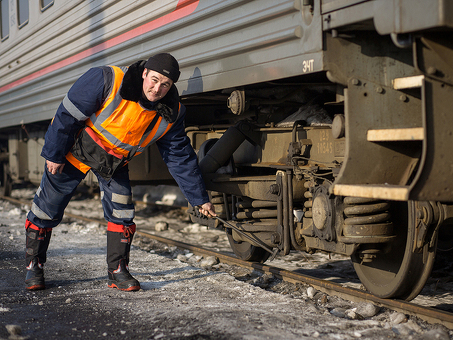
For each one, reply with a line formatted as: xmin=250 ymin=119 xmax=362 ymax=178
xmin=0 ymin=186 xmax=451 ymax=339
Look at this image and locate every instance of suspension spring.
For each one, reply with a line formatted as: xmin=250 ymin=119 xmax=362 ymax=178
xmin=235 ymin=199 xmax=278 ymax=220
xmin=341 ymin=197 xmax=394 ymax=244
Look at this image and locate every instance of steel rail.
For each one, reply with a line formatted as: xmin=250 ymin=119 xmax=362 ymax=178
xmin=3 ymin=195 xmax=453 ymax=329
xmin=134 ymin=230 xmax=453 ymax=329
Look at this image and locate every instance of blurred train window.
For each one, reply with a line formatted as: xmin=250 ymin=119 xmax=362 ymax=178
xmin=0 ymin=0 xmax=8 ymax=40
xmin=17 ymin=0 xmax=29 ymax=28
xmin=41 ymin=0 xmax=53 ymax=11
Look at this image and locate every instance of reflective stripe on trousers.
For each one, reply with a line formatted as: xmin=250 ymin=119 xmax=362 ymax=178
xmin=27 ymin=161 xmax=135 ymax=228
xmin=98 ymin=166 xmax=135 ymax=225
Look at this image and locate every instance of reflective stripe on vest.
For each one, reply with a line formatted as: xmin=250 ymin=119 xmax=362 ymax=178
xmin=67 ymin=66 xmax=178 ymax=173
xmin=85 ymin=65 xmax=176 ymax=158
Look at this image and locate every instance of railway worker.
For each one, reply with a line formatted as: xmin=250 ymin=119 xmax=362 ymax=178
xmin=23 ymin=53 xmax=216 ymax=292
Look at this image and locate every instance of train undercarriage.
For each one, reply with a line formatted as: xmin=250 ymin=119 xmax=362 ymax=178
xmin=187 ymin=98 xmax=453 ymax=301
xmin=1 ymin=25 xmax=453 ymax=301
xmin=183 ymin=31 xmax=453 ymax=301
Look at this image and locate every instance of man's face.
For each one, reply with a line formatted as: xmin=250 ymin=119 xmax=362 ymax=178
xmin=142 ymin=69 xmax=173 ymax=102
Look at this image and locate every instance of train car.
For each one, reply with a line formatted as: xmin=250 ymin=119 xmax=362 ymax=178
xmin=1 ymin=0 xmax=453 ymax=301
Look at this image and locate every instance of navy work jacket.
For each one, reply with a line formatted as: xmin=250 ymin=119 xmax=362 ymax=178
xmin=41 ymin=66 xmax=209 ymax=207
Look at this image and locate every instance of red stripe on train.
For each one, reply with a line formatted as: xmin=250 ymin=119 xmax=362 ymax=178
xmin=0 ymin=0 xmax=199 ymax=94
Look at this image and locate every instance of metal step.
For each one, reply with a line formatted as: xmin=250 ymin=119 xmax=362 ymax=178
xmin=333 ymin=184 xmax=410 ymax=201
xmin=367 ymin=127 xmax=424 ymax=142
xmin=392 ymin=75 xmax=424 ymax=90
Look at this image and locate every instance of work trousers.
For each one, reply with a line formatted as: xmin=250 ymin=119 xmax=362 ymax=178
xmin=27 ymin=160 xmax=135 ymax=229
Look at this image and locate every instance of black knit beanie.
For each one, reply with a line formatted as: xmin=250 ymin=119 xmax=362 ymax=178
xmin=144 ymin=53 xmax=180 ymax=83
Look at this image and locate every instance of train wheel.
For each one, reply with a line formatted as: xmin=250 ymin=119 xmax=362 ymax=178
xmin=227 ymin=233 xmax=271 ymax=263
xmin=0 ymin=163 xmax=12 ymax=197
xmin=351 ymin=201 xmax=437 ymax=301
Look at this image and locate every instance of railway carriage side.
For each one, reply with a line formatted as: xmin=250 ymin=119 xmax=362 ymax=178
xmin=1 ymin=0 xmax=453 ymax=300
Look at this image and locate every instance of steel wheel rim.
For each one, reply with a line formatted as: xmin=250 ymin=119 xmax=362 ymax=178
xmin=351 ymin=201 xmax=437 ymax=300
xmin=227 ymin=232 xmax=271 ymax=263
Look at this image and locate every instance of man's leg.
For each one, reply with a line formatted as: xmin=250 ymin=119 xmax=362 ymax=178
xmin=95 ymin=166 xmax=140 ymax=291
xmin=25 ymin=220 xmax=52 ymax=290
xmin=25 ymin=161 xmax=86 ymax=290
xmin=106 ymin=223 xmax=140 ymax=291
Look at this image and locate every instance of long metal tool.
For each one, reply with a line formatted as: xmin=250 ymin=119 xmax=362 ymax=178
xmin=214 ymin=216 xmax=279 ymax=261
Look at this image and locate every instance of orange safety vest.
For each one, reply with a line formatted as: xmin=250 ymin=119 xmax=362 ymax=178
xmin=66 ymin=65 xmax=179 ymax=178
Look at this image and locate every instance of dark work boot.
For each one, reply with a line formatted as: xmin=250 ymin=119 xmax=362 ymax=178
xmin=108 ymin=259 xmax=140 ymax=291
xmin=25 ymin=220 xmax=52 ymax=290
xmin=25 ymin=258 xmax=45 ymax=290
xmin=107 ymin=224 xmax=140 ymax=291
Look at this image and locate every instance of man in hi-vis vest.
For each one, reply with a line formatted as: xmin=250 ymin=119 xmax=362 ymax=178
xmin=24 ymin=53 xmax=216 ymax=291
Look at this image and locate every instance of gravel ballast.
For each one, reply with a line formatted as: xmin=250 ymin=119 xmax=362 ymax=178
xmin=0 ymin=188 xmax=452 ymax=339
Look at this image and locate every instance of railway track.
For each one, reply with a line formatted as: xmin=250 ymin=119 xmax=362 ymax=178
xmin=4 ymin=195 xmax=453 ymax=329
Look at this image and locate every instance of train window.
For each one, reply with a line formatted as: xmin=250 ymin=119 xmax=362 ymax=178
xmin=41 ymin=0 xmax=54 ymax=11
xmin=17 ymin=0 xmax=29 ymax=28
xmin=0 ymin=0 xmax=8 ymax=40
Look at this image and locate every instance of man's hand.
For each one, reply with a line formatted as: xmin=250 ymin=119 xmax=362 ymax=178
xmin=46 ymin=160 xmax=65 ymax=175
xmin=198 ymin=202 xmax=216 ymax=218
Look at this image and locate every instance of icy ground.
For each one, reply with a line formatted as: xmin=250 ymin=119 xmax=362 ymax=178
xmin=0 ymin=186 xmax=451 ymax=339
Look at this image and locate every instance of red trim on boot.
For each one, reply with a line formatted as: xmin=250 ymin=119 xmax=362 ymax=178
xmin=108 ymin=282 xmax=140 ymax=292
xmin=25 ymin=219 xmax=52 ymax=232
xmin=107 ymin=222 xmax=136 ymax=243
xmin=25 ymin=219 xmax=41 ymax=231
xmin=26 ymin=283 xmax=46 ymax=290
xmin=107 ymin=222 xmax=136 ymax=234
